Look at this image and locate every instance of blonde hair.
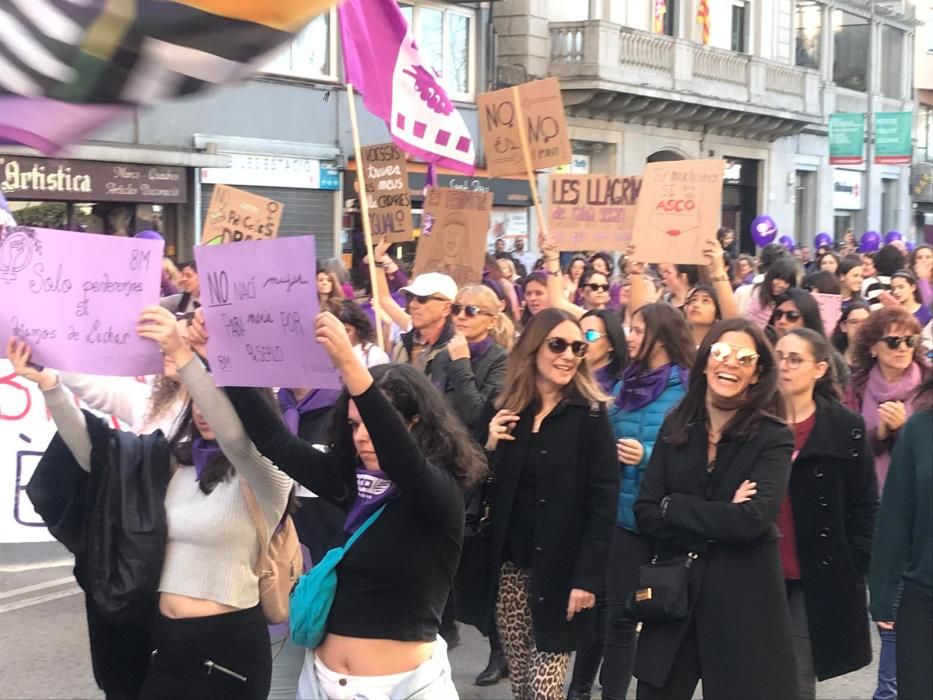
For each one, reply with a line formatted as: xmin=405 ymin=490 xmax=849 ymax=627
xmin=496 ymin=308 xmax=607 ymax=413
xmin=497 ymin=258 xmax=518 ymax=281
xmin=458 ymin=285 xmax=515 ymax=350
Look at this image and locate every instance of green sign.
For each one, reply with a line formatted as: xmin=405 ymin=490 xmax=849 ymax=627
xmin=829 ymin=113 xmax=865 ymax=165
xmin=874 ymin=112 xmax=912 ymax=165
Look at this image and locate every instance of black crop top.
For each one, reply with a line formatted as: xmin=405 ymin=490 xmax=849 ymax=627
xmin=225 ymin=383 xmax=464 ymax=642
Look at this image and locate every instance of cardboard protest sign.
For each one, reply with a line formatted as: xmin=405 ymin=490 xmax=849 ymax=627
xmin=548 ymin=174 xmax=642 ymax=251
xmin=813 ymin=293 xmax=844 ymax=337
xmin=477 ymin=77 xmax=571 ymax=177
xmin=412 ymin=187 xmax=494 ymax=289
xmin=195 ymin=236 xmax=339 ymax=389
xmin=630 ymin=160 xmax=725 ymax=265
xmin=359 ymin=143 xmax=413 ymax=243
xmin=0 ymin=226 xmax=164 ymax=375
xmin=202 ymin=184 xmax=283 ymax=245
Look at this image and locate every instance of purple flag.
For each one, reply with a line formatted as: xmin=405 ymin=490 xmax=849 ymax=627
xmin=194 ymin=237 xmax=340 ymax=390
xmin=339 ymin=0 xmax=476 ymax=175
xmin=0 ymin=97 xmax=129 ymax=154
xmin=0 ymin=227 xmax=164 ymax=375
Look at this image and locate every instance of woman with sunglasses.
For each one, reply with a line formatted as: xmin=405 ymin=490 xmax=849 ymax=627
xmin=746 ymin=256 xmax=800 ymax=329
xmin=578 ymin=309 xmax=629 ymax=394
xmin=567 ymin=303 xmax=695 ymax=700
xmin=577 ymin=269 xmax=613 ymax=311
xmin=768 ymin=288 xmax=824 ymax=340
xmin=633 ymin=318 xmax=798 ymax=699
xmin=831 ymin=301 xmax=871 ymax=369
xmin=482 ymin=308 xmax=619 ymax=700
xmin=845 ymin=306 xmax=929 ymax=700
xmin=774 ymin=329 xmax=878 ymax=699
xmin=890 ymin=270 xmax=932 ymax=328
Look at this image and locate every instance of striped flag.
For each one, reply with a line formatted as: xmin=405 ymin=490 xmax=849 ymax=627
xmin=653 ymin=0 xmax=668 ymax=34
xmin=698 ymin=0 xmax=711 ymax=45
xmin=339 ymin=0 xmax=475 ymax=174
xmin=0 ymin=0 xmax=336 ymax=152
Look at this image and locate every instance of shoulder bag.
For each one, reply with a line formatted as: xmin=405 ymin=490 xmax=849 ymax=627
xmin=628 ymin=552 xmax=698 ymax=622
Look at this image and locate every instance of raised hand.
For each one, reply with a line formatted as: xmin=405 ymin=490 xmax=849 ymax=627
xmin=5 ymin=338 xmax=58 ymax=390
xmin=136 ymin=306 xmax=193 ymax=368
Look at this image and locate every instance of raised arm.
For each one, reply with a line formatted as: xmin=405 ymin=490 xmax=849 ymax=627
xmin=704 ymin=238 xmax=739 ymax=319
xmin=371 ymin=235 xmax=411 ymax=330
xmin=540 ymin=232 xmax=583 ymax=318
xmin=58 ymin=371 xmax=152 ymax=428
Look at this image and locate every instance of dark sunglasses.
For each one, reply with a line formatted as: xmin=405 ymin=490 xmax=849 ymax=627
xmin=545 ymin=337 xmax=589 ymax=357
xmin=880 ymin=335 xmax=921 ymax=350
xmin=405 ymin=292 xmax=446 ymax=305
xmin=584 ymin=283 xmax=610 ymax=292
xmin=772 ymin=309 xmax=802 ymax=323
xmin=451 ymin=303 xmax=494 ymax=318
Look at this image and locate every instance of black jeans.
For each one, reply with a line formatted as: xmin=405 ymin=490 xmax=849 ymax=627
xmin=896 ymin=581 xmax=933 ymax=700
xmin=140 ymin=606 xmax=271 ymax=700
xmin=569 ymin=527 xmax=651 ymax=699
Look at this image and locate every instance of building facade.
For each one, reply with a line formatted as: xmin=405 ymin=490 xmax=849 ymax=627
xmin=912 ymin=1 xmax=933 ymax=243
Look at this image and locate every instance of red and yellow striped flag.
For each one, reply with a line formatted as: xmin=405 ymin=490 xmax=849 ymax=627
xmin=698 ymin=0 xmax=711 ymax=45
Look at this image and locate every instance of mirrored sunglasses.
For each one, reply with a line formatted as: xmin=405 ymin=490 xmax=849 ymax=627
xmin=709 ymin=342 xmax=759 ymax=367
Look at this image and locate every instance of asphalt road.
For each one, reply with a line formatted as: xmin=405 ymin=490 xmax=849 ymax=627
xmin=0 ymin=562 xmax=881 ymax=700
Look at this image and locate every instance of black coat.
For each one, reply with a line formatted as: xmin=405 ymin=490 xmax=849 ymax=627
xmin=483 ymin=396 xmax=619 ymax=652
xmin=634 ymin=415 xmax=799 ymax=699
xmin=429 ymin=343 xmax=508 ymax=438
xmin=788 ymin=395 xmax=878 ymax=680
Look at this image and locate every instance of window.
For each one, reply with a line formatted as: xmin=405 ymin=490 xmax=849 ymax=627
xmin=880 ymin=25 xmax=904 ymax=99
xmin=398 ymin=2 xmax=475 ymax=99
xmin=795 ymin=1 xmax=822 ymax=69
xmin=881 ymin=179 xmax=898 ymax=234
xmin=833 ymin=10 xmax=869 ymax=91
xmin=663 ymin=0 xmax=678 ymax=37
xmin=731 ymin=2 xmax=748 ymax=53
xmin=918 ymin=106 xmax=932 ymax=163
xmin=794 ymin=170 xmax=817 ymax=243
xmin=262 ymin=10 xmax=335 ymax=80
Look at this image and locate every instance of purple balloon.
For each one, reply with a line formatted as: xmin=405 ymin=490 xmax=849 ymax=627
xmin=884 ymin=230 xmax=902 ymax=244
xmin=859 ymin=231 xmax=882 ymax=253
xmin=778 ymin=235 xmax=795 ymax=251
xmin=750 ymin=215 xmax=778 ymax=247
xmin=814 ymin=232 xmax=832 ymax=249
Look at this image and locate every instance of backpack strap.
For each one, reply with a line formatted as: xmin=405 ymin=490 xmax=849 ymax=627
xmin=342 ymin=505 xmax=387 ymax=552
xmin=240 ymin=479 xmax=269 ymax=576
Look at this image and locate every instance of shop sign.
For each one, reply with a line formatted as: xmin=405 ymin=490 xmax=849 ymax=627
xmin=551 ymin=155 xmax=592 ymax=175
xmin=201 ymin=152 xmax=340 ymax=190
xmin=874 ymin=112 xmax=912 ymax=165
xmin=0 ymin=156 xmax=187 ymax=203
xmin=829 ymin=113 xmax=865 ymax=166
xmin=408 ymin=173 xmax=531 ymax=207
xmin=833 ymin=169 xmax=863 ymax=210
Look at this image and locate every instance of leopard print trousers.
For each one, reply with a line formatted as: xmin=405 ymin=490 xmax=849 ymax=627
xmin=496 ymin=562 xmax=571 ymax=700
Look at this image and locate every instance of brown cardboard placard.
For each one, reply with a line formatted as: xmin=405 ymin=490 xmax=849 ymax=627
xmin=476 ymin=77 xmax=571 ymax=177
xmin=202 ymin=184 xmax=283 ymax=245
xmin=359 ymin=142 xmax=413 ymax=243
xmin=630 ymin=160 xmax=725 ymax=264
xmin=412 ymin=187 xmax=494 ymax=288
xmin=548 ymin=174 xmax=642 ymax=251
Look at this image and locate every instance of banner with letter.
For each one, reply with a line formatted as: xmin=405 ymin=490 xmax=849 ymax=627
xmin=548 ymin=174 xmax=641 ymax=251
xmin=359 ymin=142 xmax=413 ymax=243
xmin=829 ymin=113 xmax=865 ymax=166
xmin=195 ymin=236 xmax=339 ymax=389
xmin=874 ymin=112 xmax=912 ymax=165
xmin=0 ymin=227 xmax=164 ymax=375
xmin=202 ymin=184 xmax=284 ymax=245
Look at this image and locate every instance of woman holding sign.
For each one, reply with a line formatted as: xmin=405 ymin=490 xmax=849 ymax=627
xmin=8 ymin=307 xmax=293 ymax=700
xmin=222 ymin=313 xmax=487 ymax=699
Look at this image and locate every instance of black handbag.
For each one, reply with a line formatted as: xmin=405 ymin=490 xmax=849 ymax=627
xmin=629 ymin=552 xmax=698 ymax=622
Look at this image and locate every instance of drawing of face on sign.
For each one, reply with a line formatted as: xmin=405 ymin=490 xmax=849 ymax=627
xmin=0 ymin=227 xmax=40 ymax=284
xmin=651 ymin=187 xmax=701 ymax=261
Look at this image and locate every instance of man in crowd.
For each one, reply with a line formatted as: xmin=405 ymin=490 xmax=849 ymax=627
xmin=391 ymin=272 xmax=457 ymax=368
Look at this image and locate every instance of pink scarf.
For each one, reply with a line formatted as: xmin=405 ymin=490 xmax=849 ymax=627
xmin=861 ymin=362 xmax=922 ymax=488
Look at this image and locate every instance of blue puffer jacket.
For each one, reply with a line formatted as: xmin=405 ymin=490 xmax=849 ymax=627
xmin=610 ymin=371 xmax=686 ymax=532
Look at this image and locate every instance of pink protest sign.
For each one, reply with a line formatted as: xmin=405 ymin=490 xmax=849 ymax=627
xmin=194 ymin=236 xmax=340 ymax=389
xmin=813 ymin=293 xmax=844 ymax=337
xmin=0 ymin=226 xmax=164 ymax=375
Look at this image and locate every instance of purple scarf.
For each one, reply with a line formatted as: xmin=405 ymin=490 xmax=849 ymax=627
xmin=343 ymin=467 xmax=399 ymax=533
xmin=861 ymin=362 xmax=922 ymax=489
xmin=191 ymin=437 xmax=222 ymax=481
xmin=616 ymin=362 xmax=689 ymax=413
xmin=468 ymin=337 xmax=494 ymax=359
xmin=594 ymin=363 xmax=620 ymax=394
xmin=277 ymin=388 xmax=343 ymax=436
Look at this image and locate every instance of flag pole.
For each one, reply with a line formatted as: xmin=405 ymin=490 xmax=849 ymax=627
xmin=511 ymin=86 xmax=549 ymax=245
xmin=346 ymin=82 xmax=385 ymax=350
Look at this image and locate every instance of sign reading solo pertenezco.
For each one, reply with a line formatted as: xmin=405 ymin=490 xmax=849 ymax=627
xmin=0 ymin=156 xmax=187 ymax=203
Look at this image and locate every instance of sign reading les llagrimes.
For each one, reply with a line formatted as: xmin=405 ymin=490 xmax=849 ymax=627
xmin=202 ymin=184 xmax=283 ymax=245
xmin=548 ymin=175 xmax=642 ymax=251
xmin=476 ymin=77 xmax=571 ymax=177
xmin=359 ymin=143 xmax=413 ymax=243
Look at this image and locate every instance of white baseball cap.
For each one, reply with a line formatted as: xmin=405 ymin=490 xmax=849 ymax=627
xmin=400 ymin=272 xmax=458 ymax=301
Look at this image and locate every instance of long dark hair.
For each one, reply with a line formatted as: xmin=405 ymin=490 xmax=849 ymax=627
xmin=520 ymin=272 xmax=549 ymax=327
xmin=666 ymin=318 xmax=784 ymax=447
xmin=581 ymin=308 xmax=629 ymax=378
xmin=757 ymin=257 xmax=799 ymax=307
xmin=769 ymin=288 xmax=825 ymax=337
xmin=831 ymin=300 xmax=871 ymax=354
xmin=331 ymin=363 xmax=487 ymax=489
xmin=337 ymin=298 xmax=377 ymax=346
xmin=631 ymin=302 xmax=696 ymax=370
xmin=784 ymin=328 xmax=842 ymax=401
xmin=686 ymin=284 xmax=722 ymax=322
xmin=802 ymin=270 xmax=841 ymax=295
xmin=874 ymin=244 xmax=906 ymax=277
xmin=891 ymin=269 xmax=923 ymax=304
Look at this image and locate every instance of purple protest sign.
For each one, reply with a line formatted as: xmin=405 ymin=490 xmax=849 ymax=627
xmin=0 ymin=226 xmax=164 ymax=375
xmin=194 ymin=236 xmax=339 ymax=389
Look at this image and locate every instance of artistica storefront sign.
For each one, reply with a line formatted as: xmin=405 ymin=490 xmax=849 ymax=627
xmin=0 ymin=156 xmax=187 ymax=203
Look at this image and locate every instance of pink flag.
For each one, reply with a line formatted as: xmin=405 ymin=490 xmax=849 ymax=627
xmin=339 ymin=0 xmax=476 ymax=175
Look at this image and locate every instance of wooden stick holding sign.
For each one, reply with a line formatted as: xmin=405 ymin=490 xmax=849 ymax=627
xmin=346 ymin=83 xmax=385 ymax=350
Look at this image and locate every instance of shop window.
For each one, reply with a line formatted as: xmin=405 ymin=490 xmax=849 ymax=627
xmin=731 ymin=2 xmax=748 ymax=53
xmin=397 ymin=2 xmax=474 ymax=100
xmin=262 ymin=10 xmax=336 ymax=80
xmin=880 ymin=25 xmax=904 ymax=99
xmin=794 ymin=170 xmax=817 ymax=243
xmin=7 ymin=201 xmax=66 ymax=229
xmin=881 ymin=179 xmax=898 ymax=234
xmin=833 ymin=10 xmax=869 ymax=92
xmin=795 ymin=1 xmax=822 ymax=69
